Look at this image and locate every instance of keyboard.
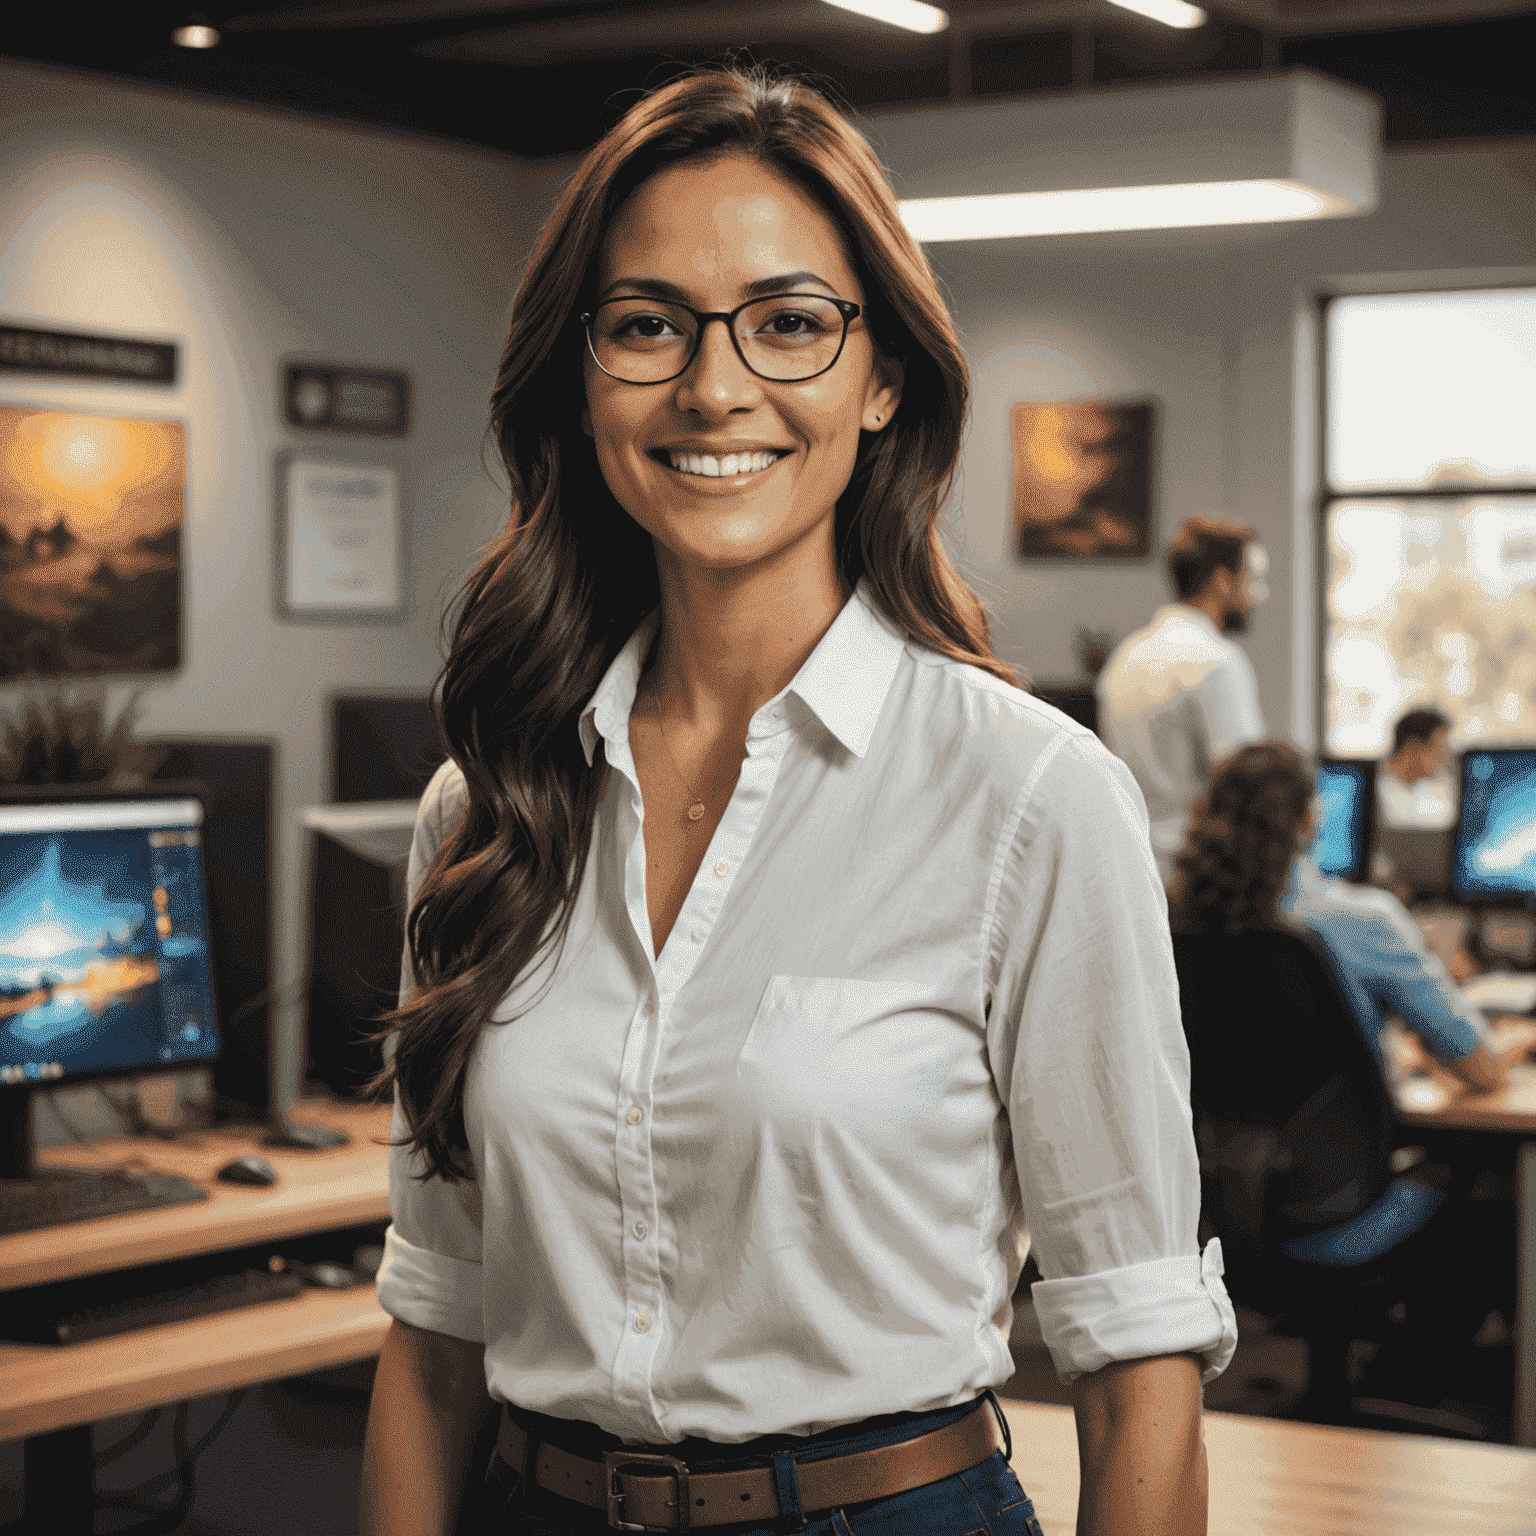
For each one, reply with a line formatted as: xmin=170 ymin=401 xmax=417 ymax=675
xmin=0 ymin=1166 xmax=209 ymax=1237
xmin=2 ymin=1255 xmax=307 ymax=1345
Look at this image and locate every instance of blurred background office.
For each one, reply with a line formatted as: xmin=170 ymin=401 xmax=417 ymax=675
xmin=0 ymin=2 xmax=1534 ymax=1532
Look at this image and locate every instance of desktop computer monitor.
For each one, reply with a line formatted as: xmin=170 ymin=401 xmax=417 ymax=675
xmin=0 ymin=788 xmax=219 ymax=1178
xmin=1454 ymin=748 xmax=1536 ymax=899
xmin=1310 ymin=758 xmax=1375 ymax=882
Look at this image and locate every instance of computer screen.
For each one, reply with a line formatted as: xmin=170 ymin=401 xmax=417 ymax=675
xmin=0 ymin=797 xmax=219 ymax=1088
xmin=1311 ymin=759 xmax=1373 ymax=881
xmin=1455 ymin=748 xmax=1536 ymax=897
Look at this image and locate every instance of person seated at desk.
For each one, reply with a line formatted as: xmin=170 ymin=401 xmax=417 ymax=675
xmin=1183 ymin=741 xmax=1531 ymax=1093
xmin=1378 ymin=705 xmax=1457 ymax=831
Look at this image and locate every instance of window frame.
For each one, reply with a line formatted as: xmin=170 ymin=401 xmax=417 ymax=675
xmin=1314 ymin=282 xmax=1536 ymax=755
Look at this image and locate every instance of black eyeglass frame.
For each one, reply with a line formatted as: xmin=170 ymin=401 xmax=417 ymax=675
xmin=580 ymin=293 xmax=863 ymax=385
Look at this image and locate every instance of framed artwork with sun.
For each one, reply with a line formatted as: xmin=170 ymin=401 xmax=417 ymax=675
xmin=0 ymin=406 xmax=184 ymax=679
xmin=1011 ymin=400 xmax=1155 ymax=560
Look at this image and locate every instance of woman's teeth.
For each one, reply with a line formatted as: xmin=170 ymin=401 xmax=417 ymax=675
xmin=667 ymin=450 xmax=782 ymax=478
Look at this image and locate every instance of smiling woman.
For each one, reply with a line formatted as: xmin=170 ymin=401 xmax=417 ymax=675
xmin=358 ymin=65 xmax=1230 ymax=1536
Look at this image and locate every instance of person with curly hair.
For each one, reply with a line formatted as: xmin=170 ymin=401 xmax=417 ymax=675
xmin=1171 ymin=742 xmax=1531 ymax=1089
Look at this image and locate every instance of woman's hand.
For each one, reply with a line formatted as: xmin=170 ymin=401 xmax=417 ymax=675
xmin=1071 ymin=1352 xmax=1207 ymax=1536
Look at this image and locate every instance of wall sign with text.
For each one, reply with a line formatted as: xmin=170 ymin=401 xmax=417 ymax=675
xmin=0 ymin=322 xmax=178 ymax=385
xmin=283 ymin=362 xmax=411 ymax=436
xmin=277 ymin=453 xmax=405 ymax=621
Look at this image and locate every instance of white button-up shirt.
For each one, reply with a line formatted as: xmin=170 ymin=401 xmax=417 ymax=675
xmin=376 ymin=583 xmax=1236 ymax=1444
xmin=1095 ymin=603 xmax=1265 ymax=881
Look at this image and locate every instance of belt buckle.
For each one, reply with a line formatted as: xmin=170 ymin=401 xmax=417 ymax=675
xmin=604 ymin=1449 xmax=690 ymax=1532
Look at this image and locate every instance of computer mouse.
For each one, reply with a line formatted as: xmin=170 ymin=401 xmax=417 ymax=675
xmin=305 ymin=1261 xmax=360 ymax=1289
xmin=216 ymin=1154 xmax=280 ymax=1187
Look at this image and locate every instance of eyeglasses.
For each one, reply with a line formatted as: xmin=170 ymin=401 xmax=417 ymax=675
xmin=581 ymin=293 xmax=862 ymax=385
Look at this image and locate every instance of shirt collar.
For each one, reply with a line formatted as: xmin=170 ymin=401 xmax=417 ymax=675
xmin=1158 ymin=602 xmax=1222 ymax=640
xmin=781 ymin=581 xmax=908 ymax=759
xmin=575 ymin=580 xmax=907 ymax=767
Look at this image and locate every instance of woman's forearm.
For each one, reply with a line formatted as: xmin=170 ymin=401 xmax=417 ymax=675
xmin=1072 ymin=1353 xmax=1208 ymax=1536
xmin=359 ymin=1317 xmax=495 ymax=1536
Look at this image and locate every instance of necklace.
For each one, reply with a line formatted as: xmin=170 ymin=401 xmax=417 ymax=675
xmin=642 ymin=675 xmax=707 ymax=824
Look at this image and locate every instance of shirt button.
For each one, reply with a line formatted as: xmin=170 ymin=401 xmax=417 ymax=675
xmin=689 ymin=931 xmax=699 ymax=943
xmin=634 ymin=1315 xmax=650 ymax=1333
xmin=772 ymin=708 xmax=781 ymax=718
xmin=633 ymin=1220 xmax=647 ymax=1238
xmin=713 ymin=861 xmax=728 ymax=877
xmin=626 ymin=1106 xmax=643 ymax=1125
xmin=643 ymin=1002 xmax=654 ymax=1016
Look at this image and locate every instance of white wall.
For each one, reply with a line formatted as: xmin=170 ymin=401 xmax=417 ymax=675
xmin=0 ymin=60 xmax=535 ymax=1132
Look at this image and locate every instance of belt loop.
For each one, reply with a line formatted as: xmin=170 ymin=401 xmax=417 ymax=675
xmin=770 ymin=1450 xmax=808 ymax=1532
xmin=982 ymin=1390 xmax=1012 ymax=1466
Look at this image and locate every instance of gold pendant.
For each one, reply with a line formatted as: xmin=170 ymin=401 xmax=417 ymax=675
xmin=686 ymin=802 xmax=706 ymax=822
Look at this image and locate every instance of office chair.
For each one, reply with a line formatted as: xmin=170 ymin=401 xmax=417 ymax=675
xmin=1172 ymin=925 xmax=1451 ymax=1422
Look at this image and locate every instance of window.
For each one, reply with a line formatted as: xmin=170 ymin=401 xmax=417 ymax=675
xmin=1322 ymin=287 xmax=1536 ymax=755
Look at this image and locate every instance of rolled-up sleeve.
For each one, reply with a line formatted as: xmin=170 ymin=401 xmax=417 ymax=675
xmin=985 ymin=733 xmax=1237 ymax=1384
xmin=373 ymin=759 xmax=485 ymax=1343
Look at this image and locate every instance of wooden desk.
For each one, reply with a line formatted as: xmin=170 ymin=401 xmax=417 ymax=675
xmin=0 ymin=1100 xmax=393 ymax=1527
xmin=999 ymin=1396 xmax=1536 ymax=1535
xmin=1396 ymin=1063 xmax=1536 ymax=1449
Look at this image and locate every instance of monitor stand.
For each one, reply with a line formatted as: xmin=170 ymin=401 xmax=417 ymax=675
xmin=0 ymin=1085 xmax=36 ymax=1179
xmin=261 ymin=1113 xmax=350 ymax=1150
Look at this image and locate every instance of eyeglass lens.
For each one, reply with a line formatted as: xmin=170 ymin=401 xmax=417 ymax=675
xmin=589 ymin=296 xmax=847 ymax=383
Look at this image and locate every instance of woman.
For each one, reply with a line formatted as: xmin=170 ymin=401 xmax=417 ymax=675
xmin=359 ymin=67 xmax=1233 ymax=1536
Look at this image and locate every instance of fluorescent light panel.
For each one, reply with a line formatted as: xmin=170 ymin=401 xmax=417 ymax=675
xmin=824 ymin=0 xmax=949 ymax=35
xmin=1105 ymin=0 xmax=1207 ymax=27
xmin=898 ymin=180 xmax=1349 ymax=240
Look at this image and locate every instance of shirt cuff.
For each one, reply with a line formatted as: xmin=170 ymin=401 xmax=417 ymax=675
xmin=1031 ymin=1238 xmax=1238 ymax=1385
xmin=375 ymin=1222 xmax=486 ymax=1344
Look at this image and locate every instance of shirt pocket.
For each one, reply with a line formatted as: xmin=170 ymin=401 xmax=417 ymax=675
xmin=736 ymin=975 xmax=963 ymax=1134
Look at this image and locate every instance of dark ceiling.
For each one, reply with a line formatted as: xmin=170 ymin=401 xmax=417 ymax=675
xmin=5 ymin=2 xmax=1534 ymax=158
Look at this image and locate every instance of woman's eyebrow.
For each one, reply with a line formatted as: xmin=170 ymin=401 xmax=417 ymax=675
xmin=598 ymin=270 xmax=838 ymax=302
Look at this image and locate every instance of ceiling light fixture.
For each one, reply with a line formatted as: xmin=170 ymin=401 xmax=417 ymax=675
xmin=1105 ymin=0 xmax=1208 ymax=27
xmin=900 ymin=181 xmax=1342 ymax=241
xmin=824 ymin=0 xmax=950 ymax=36
xmin=872 ymin=71 xmax=1379 ymax=241
xmin=171 ymin=21 xmax=220 ymax=49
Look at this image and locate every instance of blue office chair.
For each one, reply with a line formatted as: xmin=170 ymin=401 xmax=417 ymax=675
xmin=1172 ymin=925 xmax=1450 ymax=1421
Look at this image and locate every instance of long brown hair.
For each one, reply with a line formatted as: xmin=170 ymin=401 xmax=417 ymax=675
xmin=1168 ymin=741 xmax=1314 ymax=935
xmin=375 ymin=65 xmax=1011 ymax=1182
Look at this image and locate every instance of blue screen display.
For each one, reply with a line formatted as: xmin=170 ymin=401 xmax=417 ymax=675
xmin=0 ymin=799 xmax=219 ymax=1087
xmin=1456 ymin=750 xmax=1536 ymax=896
xmin=1311 ymin=761 xmax=1368 ymax=878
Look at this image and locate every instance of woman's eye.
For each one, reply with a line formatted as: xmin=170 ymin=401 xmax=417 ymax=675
xmin=617 ymin=314 xmax=680 ymax=340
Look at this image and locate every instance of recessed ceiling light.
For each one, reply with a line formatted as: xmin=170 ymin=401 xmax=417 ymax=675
xmin=824 ymin=0 xmax=949 ymax=36
xmin=1104 ymin=0 xmax=1207 ymax=27
xmin=171 ymin=23 xmax=220 ymax=49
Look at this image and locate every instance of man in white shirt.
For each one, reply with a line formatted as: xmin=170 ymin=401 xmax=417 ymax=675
xmin=1096 ymin=517 xmax=1267 ymax=882
xmin=1378 ymin=706 xmax=1457 ymax=830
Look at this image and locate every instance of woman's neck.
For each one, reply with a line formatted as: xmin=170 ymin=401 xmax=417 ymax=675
xmin=644 ymin=547 xmax=851 ymax=729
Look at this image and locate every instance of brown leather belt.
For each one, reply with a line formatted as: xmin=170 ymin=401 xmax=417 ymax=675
xmin=494 ymin=1395 xmax=1010 ymax=1531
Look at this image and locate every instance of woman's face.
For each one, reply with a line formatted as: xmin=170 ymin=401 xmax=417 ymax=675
xmin=582 ymin=152 xmax=902 ymax=581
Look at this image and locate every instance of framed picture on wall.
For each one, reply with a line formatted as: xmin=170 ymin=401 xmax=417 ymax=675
xmin=1011 ymin=399 xmax=1155 ymax=560
xmin=276 ymin=452 xmax=405 ymax=621
xmin=0 ymin=404 xmax=184 ymax=679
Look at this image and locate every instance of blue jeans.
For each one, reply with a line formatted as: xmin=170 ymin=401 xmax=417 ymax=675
xmin=462 ymin=1397 xmax=1045 ymax=1535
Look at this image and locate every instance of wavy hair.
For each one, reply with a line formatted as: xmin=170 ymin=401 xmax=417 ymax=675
xmin=1168 ymin=741 xmax=1314 ymax=936
xmin=370 ymin=65 xmax=1011 ymax=1182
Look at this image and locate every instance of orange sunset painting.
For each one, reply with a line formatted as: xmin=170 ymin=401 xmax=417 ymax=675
xmin=0 ymin=407 xmax=183 ymax=678
xmin=1011 ymin=401 xmax=1154 ymax=560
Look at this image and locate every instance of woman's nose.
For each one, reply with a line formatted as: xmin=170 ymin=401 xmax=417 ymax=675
xmin=673 ymin=317 xmax=762 ymax=415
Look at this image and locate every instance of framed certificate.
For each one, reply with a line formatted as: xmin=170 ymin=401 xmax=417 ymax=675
xmin=276 ymin=452 xmax=405 ymax=620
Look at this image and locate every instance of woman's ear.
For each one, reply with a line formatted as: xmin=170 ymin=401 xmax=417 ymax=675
xmin=861 ymin=352 xmax=904 ymax=434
